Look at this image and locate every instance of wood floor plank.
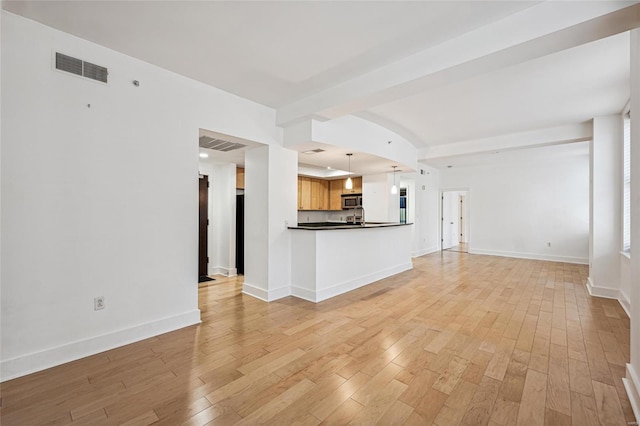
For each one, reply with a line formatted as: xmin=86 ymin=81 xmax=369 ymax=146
xmin=516 ymin=369 xmax=548 ymax=426
xmin=347 ymin=379 xmax=407 ymax=425
xmin=570 ymin=391 xmax=599 ymax=426
xmin=320 ymin=398 xmax=363 ymax=426
xmin=591 ymin=380 xmax=627 ymax=426
xmin=546 ymin=344 xmax=571 ymax=416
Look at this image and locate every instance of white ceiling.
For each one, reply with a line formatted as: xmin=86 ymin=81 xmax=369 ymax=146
xmin=369 ymin=32 xmax=630 ymax=147
xmin=2 ymin=1 xmax=536 ymax=108
xmin=4 ymin=0 xmax=636 ymax=170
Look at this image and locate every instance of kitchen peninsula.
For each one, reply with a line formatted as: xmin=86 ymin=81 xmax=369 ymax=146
xmin=288 ymin=222 xmax=413 ymax=302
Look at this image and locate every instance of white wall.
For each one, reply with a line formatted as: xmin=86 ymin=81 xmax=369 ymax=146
xmin=624 ymin=28 xmax=640 ymax=420
xmin=363 ymin=173 xmax=399 ymax=222
xmin=440 ymin=149 xmax=590 ymax=263
xmin=243 ymin=144 xmax=298 ymax=301
xmin=211 ymin=164 xmax=237 ymax=276
xmin=400 ymin=166 xmax=441 ymax=257
xmin=588 ymin=115 xmax=622 ymax=298
xmin=1 ymin=12 xmax=281 ymax=380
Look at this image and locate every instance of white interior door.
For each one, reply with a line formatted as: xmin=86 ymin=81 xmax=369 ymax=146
xmin=441 ymin=192 xmax=457 ymax=249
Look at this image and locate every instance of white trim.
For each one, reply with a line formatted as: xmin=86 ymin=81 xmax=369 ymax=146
xmin=621 ymin=250 xmax=631 ymax=261
xmin=315 ymin=262 xmax=413 ymax=303
xmin=242 ymin=282 xmax=268 ymax=301
xmin=0 ymin=309 xmax=201 ymax=382
xmin=623 ymin=364 xmax=640 ymax=423
xmin=619 ymin=293 xmax=632 ymax=318
xmin=412 ymin=246 xmax=439 ymax=258
xmin=291 ymin=286 xmax=317 ymax=302
xmin=586 ymin=277 xmax=621 ymax=299
xmin=242 ymin=282 xmax=291 ymax=302
xmin=268 ymin=285 xmax=292 ymax=301
xmin=469 ymin=248 xmax=588 ymax=264
xmin=586 ymin=278 xmax=631 ymax=318
xmin=290 ymin=263 xmax=413 ymax=303
xmin=209 ymin=266 xmax=237 ymax=277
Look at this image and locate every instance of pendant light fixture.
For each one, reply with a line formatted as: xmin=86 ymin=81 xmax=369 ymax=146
xmin=391 ymin=165 xmax=398 ymax=194
xmin=345 ymin=153 xmax=353 ymax=190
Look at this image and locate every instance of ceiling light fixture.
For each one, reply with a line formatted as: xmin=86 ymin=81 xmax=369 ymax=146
xmin=345 ymin=153 xmax=353 ymax=190
xmin=199 ymin=153 xmax=209 ymax=158
xmin=391 ymin=166 xmax=398 ymax=195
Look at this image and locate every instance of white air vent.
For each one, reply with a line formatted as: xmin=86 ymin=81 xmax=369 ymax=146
xmin=199 ymin=136 xmax=246 ymax=152
xmin=55 ymin=52 xmax=108 ymax=83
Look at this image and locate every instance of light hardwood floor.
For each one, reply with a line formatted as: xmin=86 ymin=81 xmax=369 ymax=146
xmin=0 ymin=251 xmax=634 ymax=425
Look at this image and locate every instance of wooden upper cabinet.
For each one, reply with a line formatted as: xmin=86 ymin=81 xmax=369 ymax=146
xmin=353 ymin=176 xmax=362 ymax=193
xmin=298 ymin=176 xmax=312 ymax=210
xmin=236 ymin=167 xmax=245 ymax=189
xmin=329 ymin=179 xmax=344 ymax=210
xmin=309 ymin=178 xmax=328 ymax=210
xmin=298 ymin=176 xmax=330 ymax=210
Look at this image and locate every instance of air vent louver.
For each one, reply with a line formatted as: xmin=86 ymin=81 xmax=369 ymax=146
xmin=83 ymin=61 xmax=108 ymax=83
xmin=55 ymin=52 xmax=108 ymax=83
xmin=55 ymin=52 xmax=82 ymax=76
xmin=199 ymin=136 xmax=246 ymax=152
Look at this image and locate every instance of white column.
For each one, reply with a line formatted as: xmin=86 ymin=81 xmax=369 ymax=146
xmin=243 ymin=144 xmax=297 ymax=301
xmin=588 ymin=116 xmax=622 ymax=296
xmin=624 ymin=28 xmax=640 ymax=420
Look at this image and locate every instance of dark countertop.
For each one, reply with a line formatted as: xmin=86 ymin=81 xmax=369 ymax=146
xmin=288 ymin=222 xmax=413 ymax=230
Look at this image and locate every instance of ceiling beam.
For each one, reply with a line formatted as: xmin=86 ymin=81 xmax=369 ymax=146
xmin=277 ymin=2 xmax=640 ymax=128
xmin=417 ymin=122 xmax=593 ymax=162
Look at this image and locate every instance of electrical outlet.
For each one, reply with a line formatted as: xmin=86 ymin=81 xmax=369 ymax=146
xmin=94 ymin=296 xmax=105 ymax=310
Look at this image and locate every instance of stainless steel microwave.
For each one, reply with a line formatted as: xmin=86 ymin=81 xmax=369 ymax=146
xmin=341 ymin=193 xmax=363 ymax=209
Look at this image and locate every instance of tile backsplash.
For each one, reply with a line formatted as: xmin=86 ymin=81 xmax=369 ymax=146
xmin=297 ymin=211 xmax=347 ymax=224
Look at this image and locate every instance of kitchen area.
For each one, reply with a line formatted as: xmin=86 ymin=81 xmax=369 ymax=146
xmin=288 ymin=160 xmax=414 ymax=303
xmin=200 ymin=118 xmax=430 ymax=304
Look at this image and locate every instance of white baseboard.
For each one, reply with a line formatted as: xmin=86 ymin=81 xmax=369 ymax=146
xmin=586 ymin=277 xmax=631 ymax=318
xmin=314 ymin=262 xmax=413 ymax=303
xmin=619 ymin=293 xmax=632 ymax=318
xmin=412 ymin=246 xmax=439 ymax=258
xmin=209 ymin=266 xmax=237 ymax=277
xmin=469 ymin=248 xmax=588 ymax=265
xmin=0 ymin=309 xmax=201 ymax=382
xmin=291 ymin=286 xmax=317 ymax=302
xmin=242 ymin=282 xmax=291 ymax=302
xmin=586 ymin=277 xmax=620 ymax=299
xmin=624 ymin=364 xmax=640 ymax=423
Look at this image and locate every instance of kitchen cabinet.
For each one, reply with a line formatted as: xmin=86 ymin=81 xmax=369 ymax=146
xmin=236 ymin=167 xmax=245 ymax=189
xmin=311 ymin=179 xmax=329 ymax=210
xmin=350 ymin=176 xmax=362 ymax=193
xmin=298 ymin=175 xmax=361 ymax=211
xmin=298 ymin=177 xmax=312 ymax=210
xmin=329 ymin=180 xmax=343 ymax=210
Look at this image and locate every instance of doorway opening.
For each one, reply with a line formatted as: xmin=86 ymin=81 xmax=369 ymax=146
xmin=198 ymin=175 xmax=214 ymax=282
xmin=441 ymin=190 xmax=469 ymax=253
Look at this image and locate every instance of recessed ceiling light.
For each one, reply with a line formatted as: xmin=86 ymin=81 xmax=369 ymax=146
xmin=199 ymin=153 xmax=209 ymax=158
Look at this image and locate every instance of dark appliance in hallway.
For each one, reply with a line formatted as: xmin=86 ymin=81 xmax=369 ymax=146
xmin=236 ymin=194 xmax=244 ymax=275
xmin=198 ymin=175 xmax=209 ymax=281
